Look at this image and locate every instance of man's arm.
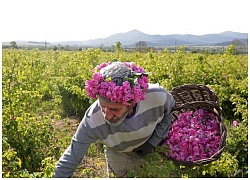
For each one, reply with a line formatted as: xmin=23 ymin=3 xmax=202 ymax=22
xmin=54 ymin=117 xmax=97 ymax=178
xmin=54 ymin=138 xmax=90 ymax=177
xmin=134 ymin=90 xmax=175 ymax=157
xmin=148 ymin=90 xmax=175 ymax=147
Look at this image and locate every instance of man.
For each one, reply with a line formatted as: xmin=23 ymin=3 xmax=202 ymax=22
xmin=54 ymin=61 xmax=175 ymax=177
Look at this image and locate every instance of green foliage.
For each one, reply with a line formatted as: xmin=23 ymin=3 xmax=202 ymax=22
xmin=225 ymin=120 xmax=248 ymax=177
xmin=2 ymin=47 xmax=248 ymax=177
xmin=127 ymin=143 xmax=240 ymax=178
xmin=225 ymin=44 xmax=237 ymax=55
xmin=174 ymin=152 xmax=239 ymax=178
xmin=2 ymin=49 xmax=62 ymax=177
xmin=127 ymin=145 xmax=176 ymax=178
xmin=2 ymin=138 xmax=22 ymax=178
xmin=40 ymin=157 xmax=57 ymax=178
xmin=115 ymin=41 xmax=122 ymax=52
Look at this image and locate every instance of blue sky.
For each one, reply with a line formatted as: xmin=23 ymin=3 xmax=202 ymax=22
xmin=0 ymin=0 xmax=249 ymax=42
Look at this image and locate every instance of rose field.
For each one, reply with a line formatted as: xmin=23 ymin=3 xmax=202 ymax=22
xmin=2 ymin=45 xmax=248 ymax=178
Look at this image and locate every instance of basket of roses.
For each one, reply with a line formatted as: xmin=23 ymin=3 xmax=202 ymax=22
xmin=163 ymin=84 xmax=227 ymax=166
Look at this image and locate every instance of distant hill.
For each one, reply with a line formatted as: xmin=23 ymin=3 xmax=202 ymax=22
xmin=2 ymin=29 xmax=248 ymax=47
xmin=212 ymin=38 xmax=248 ymax=46
xmin=77 ymin=29 xmax=248 ymax=47
xmin=2 ymin=40 xmax=52 ymax=46
xmin=78 ymin=29 xmax=248 ymax=46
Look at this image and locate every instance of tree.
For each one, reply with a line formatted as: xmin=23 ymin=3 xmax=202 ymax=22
xmin=10 ymin=41 xmax=18 ymax=49
xmin=115 ymin=41 xmax=122 ymax=52
xmin=225 ymin=44 xmax=236 ymax=55
xmin=135 ymin=41 xmax=147 ymax=52
xmin=53 ymin=46 xmax=58 ymax=51
xmin=231 ymin=39 xmax=247 ymax=54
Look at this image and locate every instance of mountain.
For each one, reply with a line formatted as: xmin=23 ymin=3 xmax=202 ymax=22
xmin=213 ymin=38 xmax=248 ymax=46
xmin=82 ymin=29 xmax=189 ymax=46
xmin=81 ymin=29 xmax=248 ymax=47
xmin=3 ymin=29 xmax=248 ymax=47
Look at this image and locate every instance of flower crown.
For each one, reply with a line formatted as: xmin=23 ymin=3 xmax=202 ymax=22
xmin=85 ymin=61 xmax=149 ymax=105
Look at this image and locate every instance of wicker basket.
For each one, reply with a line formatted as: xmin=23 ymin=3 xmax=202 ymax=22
xmin=170 ymin=84 xmax=219 ymax=110
xmin=164 ymin=84 xmax=227 ymax=166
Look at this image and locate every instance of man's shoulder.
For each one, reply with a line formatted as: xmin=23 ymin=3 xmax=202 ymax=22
xmin=145 ymin=83 xmax=174 ymax=103
xmin=147 ymin=83 xmax=168 ymax=93
xmin=85 ymin=100 xmax=101 ymax=118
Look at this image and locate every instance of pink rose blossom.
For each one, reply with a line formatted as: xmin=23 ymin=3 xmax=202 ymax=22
xmin=233 ymin=120 xmax=238 ymax=127
xmin=164 ymin=109 xmax=221 ymax=162
xmin=85 ymin=61 xmax=149 ymax=105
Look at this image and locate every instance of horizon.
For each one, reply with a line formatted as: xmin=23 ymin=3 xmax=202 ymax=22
xmin=1 ymin=0 xmax=249 ymax=42
xmin=2 ymin=29 xmax=248 ymax=43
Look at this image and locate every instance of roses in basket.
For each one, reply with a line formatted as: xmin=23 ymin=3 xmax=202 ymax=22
xmin=164 ymin=108 xmax=221 ymax=162
xmin=163 ymin=85 xmax=227 ymax=166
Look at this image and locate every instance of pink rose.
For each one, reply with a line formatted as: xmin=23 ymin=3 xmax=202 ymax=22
xmin=233 ymin=120 xmax=238 ymax=127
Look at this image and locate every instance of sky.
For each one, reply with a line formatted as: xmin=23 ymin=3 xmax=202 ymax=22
xmin=0 ymin=0 xmax=249 ymax=42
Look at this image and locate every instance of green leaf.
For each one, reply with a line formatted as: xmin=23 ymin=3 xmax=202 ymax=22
xmin=105 ymin=77 xmax=112 ymax=82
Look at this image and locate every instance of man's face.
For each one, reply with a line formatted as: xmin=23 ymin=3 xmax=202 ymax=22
xmin=99 ymin=98 xmax=129 ymax=126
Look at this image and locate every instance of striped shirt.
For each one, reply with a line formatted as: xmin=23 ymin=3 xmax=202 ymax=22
xmin=54 ymin=83 xmax=175 ymax=177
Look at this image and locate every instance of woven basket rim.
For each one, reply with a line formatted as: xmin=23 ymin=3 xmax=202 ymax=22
xmin=170 ymin=84 xmax=219 ymax=105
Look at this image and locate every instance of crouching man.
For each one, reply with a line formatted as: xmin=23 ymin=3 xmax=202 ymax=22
xmin=54 ymin=61 xmax=175 ymax=178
